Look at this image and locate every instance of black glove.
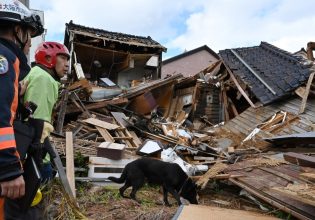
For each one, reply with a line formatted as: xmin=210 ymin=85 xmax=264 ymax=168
xmin=28 ymin=118 xmax=44 ymax=144
xmin=27 ymin=118 xmax=45 ymax=168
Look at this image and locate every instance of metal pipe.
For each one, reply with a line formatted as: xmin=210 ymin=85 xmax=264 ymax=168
xmin=230 ymin=49 xmax=277 ymax=95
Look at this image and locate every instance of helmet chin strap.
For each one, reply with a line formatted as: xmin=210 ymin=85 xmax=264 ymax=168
xmin=13 ymin=30 xmax=28 ymax=51
xmin=51 ymin=69 xmax=61 ymax=82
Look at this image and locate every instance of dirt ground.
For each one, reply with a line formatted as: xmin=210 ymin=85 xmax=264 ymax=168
xmin=43 ymin=180 xmax=287 ymax=220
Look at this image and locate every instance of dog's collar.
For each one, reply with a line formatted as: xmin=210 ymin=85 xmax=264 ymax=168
xmin=178 ymin=177 xmax=189 ymax=195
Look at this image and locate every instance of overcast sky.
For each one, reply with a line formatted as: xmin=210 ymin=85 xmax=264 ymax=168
xmin=30 ymin=0 xmax=315 ymax=59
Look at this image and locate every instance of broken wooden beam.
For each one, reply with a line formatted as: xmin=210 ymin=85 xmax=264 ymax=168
xmin=83 ymin=118 xmax=120 ymax=130
xmin=299 ymin=71 xmax=315 ymax=114
xmin=223 ymin=60 xmax=256 ymax=108
xmin=191 ymin=174 xmax=244 ymax=181
xmin=66 ymin=132 xmax=76 ymax=198
xmin=66 ymin=97 xmax=128 ymax=114
xmin=283 ymin=152 xmax=315 ymax=168
xmin=96 ymin=127 xmax=114 ymax=142
xmin=56 ymin=89 xmax=69 ymax=134
xmin=300 ymin=173 xmax=315 ymax=182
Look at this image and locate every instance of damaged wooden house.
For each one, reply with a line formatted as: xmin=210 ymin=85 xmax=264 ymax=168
xmin=191 ymin=41 xmax=315 ymax=220
xmin=64 ymin=20 xmax=167 ymax=96
xmin=208 ymin=41 xmax=315 ymax=147
xmin=158 ymin=45 xmax=223 ymax=127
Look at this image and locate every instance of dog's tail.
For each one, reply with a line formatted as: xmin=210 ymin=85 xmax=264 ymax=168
xmin=108 ymin=168 xmax=127 ymax=183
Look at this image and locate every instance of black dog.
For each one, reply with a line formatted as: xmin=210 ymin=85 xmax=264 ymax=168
xmin=108 ymin=157 xmax=198 ymax=206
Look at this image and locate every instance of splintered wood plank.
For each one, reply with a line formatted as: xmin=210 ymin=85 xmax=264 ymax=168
xmin=56 ymin=90 xmax=69 ymax=134
xmin=114 ymin=129 xmax=134 ymax=148
xmin=66 ymin=98 xmax=128 ymax=114
xmin=129 ymin=130 xmax=142 ymax=146
xmin=222 ymin=87 xmax=229 ymax=121
xmin=284 ymin=152 xmax=315 ymax=168
xmin=113 ymin=137 xmax=133 ymax=140
xmin=66 ymin=132 xmax=76 ymax=198
xmin=83 ymin=118 xmax=119 ymax=130
xmin=225 ymin=162 xmax=315 ymax=219
xmin=224 ymin=61 xmax=256 ymax=108
xmin=228 ymin=97 xmax=239 ymax=116
xmin=295 ymin=86 xmax=306 ymax=98
xmin=111 ymin=112 xmax=139 ymax=148
xmin=229 ymin=178 xmax=315 ymax=220
xmin=194 ymin=156 xmax=214 ymax=161
xmin=299 ymin=71 xmax=315 ymax=114
xmin=300 ymin=173 xmax=315 ymax=182
xmin=271 ymin=184 xmax=315 ymax=207
xmin=96 ymin=126 xmax=114 ymax=142
xmin=166 ymin=96 xmax=178 ymax=118
xmin=197 ymin=135 xmax=212 ymax=142
xmin=110 ymin=112 xmax=129 ymax=127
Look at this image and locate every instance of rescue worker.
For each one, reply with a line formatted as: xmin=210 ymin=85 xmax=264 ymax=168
xmin=0 ymin=0 xmax=43 ymax=219
xmin=24 ymin=41 xmax=70 ymax=180
xmin=5 ymin=42 xmax=70 ymax=219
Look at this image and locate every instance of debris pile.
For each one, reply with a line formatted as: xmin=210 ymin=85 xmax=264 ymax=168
xmin=46 ymin=22 xmax=315 ymax=219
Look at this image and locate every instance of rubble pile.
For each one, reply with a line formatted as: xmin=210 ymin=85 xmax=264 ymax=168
xmin=48 ymin=22 xmax=315 ymax=219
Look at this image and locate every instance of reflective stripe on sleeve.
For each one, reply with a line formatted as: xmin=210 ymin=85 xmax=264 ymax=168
xmin=0 ymin=127 xmax=16 ymax=150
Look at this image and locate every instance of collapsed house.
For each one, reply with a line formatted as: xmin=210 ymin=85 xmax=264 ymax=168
xmin=197 ymin=41 xmax=315 ymax=135
xmin=201 ymin=42 xmax=315 ymax=219
xmin=64 ymin=21 xmax=166 ymax=90
xmin=49 ymin=23 xmax=315 ymax=219
xmin=208 ymin=42 xmax=315 ymax=147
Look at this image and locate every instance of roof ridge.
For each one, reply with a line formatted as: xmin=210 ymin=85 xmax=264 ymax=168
xmin=163 ymin=45 xmax=219 ymax=64
xmin=260 ymin=41 xmax=299 ymax=63
xmin=67 ymin=21 xmax=151 ymax=40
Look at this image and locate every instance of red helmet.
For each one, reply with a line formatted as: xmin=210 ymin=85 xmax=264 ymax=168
xmin=35 ymin=42 xmax=70 ymax=69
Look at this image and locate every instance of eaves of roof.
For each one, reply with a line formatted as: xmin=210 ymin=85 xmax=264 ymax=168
xmin=163 ymin=45 xmax=219 ymax=65
xmin=64 ymin=21 xmax=167 ymax=52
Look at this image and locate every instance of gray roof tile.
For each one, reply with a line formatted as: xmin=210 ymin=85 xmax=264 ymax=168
xmin=219 ymin=41 xmax=314 ymax=105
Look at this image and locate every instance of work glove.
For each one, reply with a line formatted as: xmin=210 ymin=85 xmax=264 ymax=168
xmin=28 ymin=118 xmax=43 ymax=168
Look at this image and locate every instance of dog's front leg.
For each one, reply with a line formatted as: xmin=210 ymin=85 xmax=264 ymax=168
xmin=162 ymin=186 xmax=171 ymax=206
xmin=165 ymin=186 xmax=181 ymax=206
